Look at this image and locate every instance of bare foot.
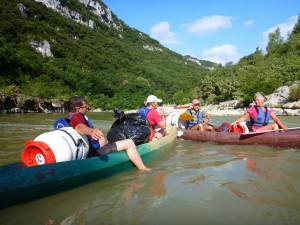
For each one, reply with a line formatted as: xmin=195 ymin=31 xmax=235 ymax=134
xmin=139 ymin=167 xmax=152 ymax=171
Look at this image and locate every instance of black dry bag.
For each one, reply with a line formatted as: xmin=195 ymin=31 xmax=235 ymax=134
xmin=107 ymin=108 xmax=150 ymax=145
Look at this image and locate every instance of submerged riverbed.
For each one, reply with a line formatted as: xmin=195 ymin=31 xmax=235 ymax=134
xmin=0 ymin=113 xmax=299 ymax=225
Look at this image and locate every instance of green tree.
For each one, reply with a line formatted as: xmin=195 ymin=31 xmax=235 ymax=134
xmin=266 ymin=27 xmax=284 ymax=55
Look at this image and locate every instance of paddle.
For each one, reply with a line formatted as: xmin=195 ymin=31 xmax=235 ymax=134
xmin=179 ymin=113 xmax=195 ymax=120
xmin=241 ymin=126 xmax=300 ymax=135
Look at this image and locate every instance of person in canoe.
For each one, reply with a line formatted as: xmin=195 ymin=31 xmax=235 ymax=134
xmin=138 ymin=95 xmax=167 ymax=142
xmin=68 ymin=96 xmax=150 ymax=171
xmin=184 ymin=99 xmax=214 ymax=131
xmin=233 ymin=92 xmax=288 ymax=132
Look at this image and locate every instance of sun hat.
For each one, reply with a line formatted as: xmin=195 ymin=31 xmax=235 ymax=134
xmin=146 ymin=95 xmax=162 ymax=103
xmin=192 ymin=99 xmax=200 ymax=105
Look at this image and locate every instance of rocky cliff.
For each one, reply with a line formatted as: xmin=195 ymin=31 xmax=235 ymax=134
xmin=34 ymin=0 xmax=120 ymax=30
xmin=0 ymin=94 xmax=68 ymax=114
xmin=18 ymin=0 xmax=122 ymax=57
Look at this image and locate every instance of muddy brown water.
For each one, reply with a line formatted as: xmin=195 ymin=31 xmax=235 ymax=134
xmin=0 ymin=113 xmax=299 ymax=225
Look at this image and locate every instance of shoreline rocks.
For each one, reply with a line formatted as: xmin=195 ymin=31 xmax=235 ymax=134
xmin=0 ymin=94 xmax=68 ymax=114
xmin=160 ymin=103 xmax=300 ymax=117
xmin=162 ymin=85 xmax=300 ymax=116
xmin=1 ymin=83 xmax=300 ymax=116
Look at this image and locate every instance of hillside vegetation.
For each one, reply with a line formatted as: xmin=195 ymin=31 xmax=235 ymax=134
xmin=203 ymin=20 xmax=300 ymax=106
xmin=0 ymin=0 xmax=299 ymax=110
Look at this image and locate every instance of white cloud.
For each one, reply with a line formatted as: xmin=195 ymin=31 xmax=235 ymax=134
xmin=261 ymin=15 xmax=298 ymax=51
xmin=185 ymin=15 xmax=232 ymax=36
xmin=150 ymin=22 xmax=181 ymax=44
xmin=244 ymin=20 xmax=254 ymax=26
xmin=201 ymin=44 xmax=241 ymax=65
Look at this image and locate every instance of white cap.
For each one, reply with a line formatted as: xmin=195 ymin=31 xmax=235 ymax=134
xmin=146 ymin=95 xmax=162 ymax=103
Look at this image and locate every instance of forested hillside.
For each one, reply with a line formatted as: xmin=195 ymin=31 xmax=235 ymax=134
xmin=0 ymin=0 xmax=299 ymax=110
xmin=0 ymin=0 xmax=215 ymax=110
xmin=195 ymin=16 xmax=300 ymax=105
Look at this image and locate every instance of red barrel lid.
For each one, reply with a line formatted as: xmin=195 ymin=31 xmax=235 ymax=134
xmin=21 ymin=140 xmax=56 ymax=167
xmin=230 ymin=124 xmax=246 ymax=133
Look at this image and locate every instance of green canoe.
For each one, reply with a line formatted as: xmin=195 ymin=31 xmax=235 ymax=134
xmin=0 ymin=125 xmax=177 ymax=208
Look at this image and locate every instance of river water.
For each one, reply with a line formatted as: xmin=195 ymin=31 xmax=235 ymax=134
xmin=0 ymin=113 xmax=300 ymax=225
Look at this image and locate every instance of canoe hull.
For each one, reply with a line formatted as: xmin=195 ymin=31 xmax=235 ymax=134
xmin=182 ymin=129 xmax=300 ymax=148
xmin=0 ymin=126 xmax=177 ymax=208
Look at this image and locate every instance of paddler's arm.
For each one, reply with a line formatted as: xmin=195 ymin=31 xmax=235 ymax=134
xmin=203 ymin=112 xmax=211 ymax=124
xmin=233 ymin=112 xmax=250 ymax=128
xmin=157 ymin=120 xmax=167 ymax=136
xmin=270 ymin=112 xmax=288 ymax=131
xmin=75 ymin=123 xmax=104 ymax=140
xmin=158 ymin=108 xmax=167 ymax=136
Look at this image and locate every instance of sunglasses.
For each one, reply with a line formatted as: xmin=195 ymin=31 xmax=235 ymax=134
xmin=193 ymin=104 xmax=200 ymax=106
xmin=79 ymin=105 xmax=90 ymax=110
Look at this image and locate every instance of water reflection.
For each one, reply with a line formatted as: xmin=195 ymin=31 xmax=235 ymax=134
xmin=39 ymin=170 xmax=169 ymax=225
xmin=219 ymin=149 xmax=300 ymax=225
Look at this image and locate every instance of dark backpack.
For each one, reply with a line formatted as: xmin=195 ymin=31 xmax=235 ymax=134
xmin=215 ymin=123 xmax=232 ymax=132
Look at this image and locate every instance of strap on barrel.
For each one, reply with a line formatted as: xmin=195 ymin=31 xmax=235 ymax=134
xmin=58 ymin=129 xmax=83 ymax=160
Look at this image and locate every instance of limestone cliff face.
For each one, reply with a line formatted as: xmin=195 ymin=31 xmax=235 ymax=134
xmin=29 ymin=40 xmax=53 ymax=57
xmin=20 ymin=0 xmax=123 ymax=58
xmin=35 ymin=0 xmax=121 ymax=30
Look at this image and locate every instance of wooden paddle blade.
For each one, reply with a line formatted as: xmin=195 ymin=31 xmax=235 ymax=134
xmin=179 ymin=113 xmax=195 ymax=120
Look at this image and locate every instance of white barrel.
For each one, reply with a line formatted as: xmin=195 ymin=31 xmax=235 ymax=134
xmin=34 ymin=127 xmax=89 ymax=162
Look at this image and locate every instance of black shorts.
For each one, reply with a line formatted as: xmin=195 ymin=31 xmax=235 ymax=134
xmin=96 ymin=142 xmax=118 ymax=155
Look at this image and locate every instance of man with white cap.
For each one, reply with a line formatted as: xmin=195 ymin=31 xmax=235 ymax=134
xmin=185 ymin=99 xmax=214 ymax=131
xmin=139 ymin=95 xmax=167 ymax=142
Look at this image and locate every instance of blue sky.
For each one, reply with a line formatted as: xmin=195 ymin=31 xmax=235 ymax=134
xmin=103 ymin=0 xmax=299 ymax=65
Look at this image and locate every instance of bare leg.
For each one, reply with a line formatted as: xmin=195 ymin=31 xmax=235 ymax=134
xmin=153 ymin=132 xmax=163 ymax=140
xmin=255 ymin=124 xmax=279 ymax=131
xmin=98 ymin=136 xmax=108 ymax=147
xmin=203 ymin=125 xmax=214 ymax=131
xmin=115 ymin=139 xmax=151 ymax=171
xmin=153 ymin=128 xmax=166 ymax=140
xmin=190 ymin=124 xmax=204 ymax=131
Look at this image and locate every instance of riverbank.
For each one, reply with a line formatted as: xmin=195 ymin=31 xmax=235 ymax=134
xmin=144 ymin=105 xmax=300 ymax=117
xmin=159 ymin=85 xmax=300 ymax=116
xmin=1 ymin=85 xmax=300 ymax=115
